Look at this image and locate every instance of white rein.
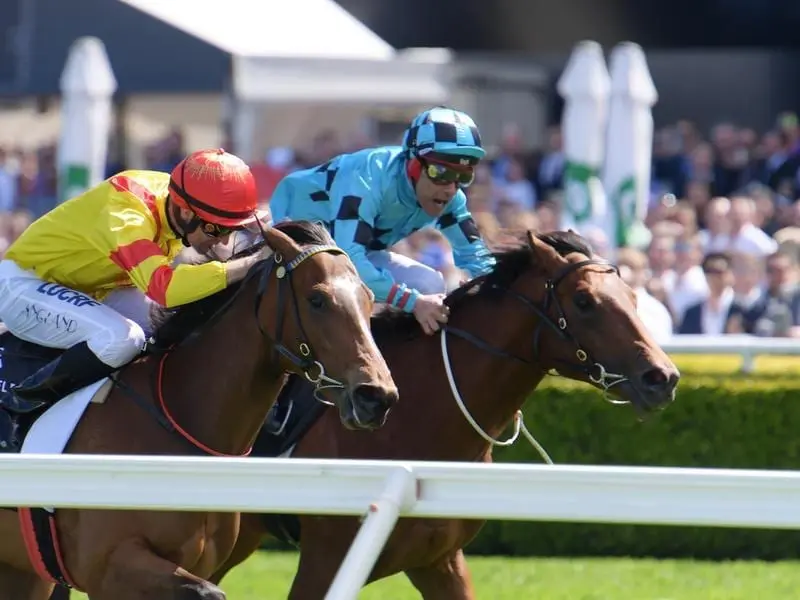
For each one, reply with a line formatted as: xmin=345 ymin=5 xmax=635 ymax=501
xmin=440 ymin=329 xmax=554 ymax=465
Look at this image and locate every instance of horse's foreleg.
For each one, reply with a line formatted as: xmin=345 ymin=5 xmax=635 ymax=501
xmin=405 ymin=549 xmax=476 ymax=600
xmin=288 ymin=548 xmax=344 ymax=600
xmin=287 ymin=527 xmax=359 ymax=600
xmin=208 ymin=514 xmax=267 ymax=585
xmin=85 ymin=539 xmax=226 ymax=600
xmin=0 ymin=562 xmax=54 ymax=600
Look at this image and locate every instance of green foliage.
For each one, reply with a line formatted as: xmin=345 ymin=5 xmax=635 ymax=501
xmin=467 ymin=358 xmax=800 ymax=559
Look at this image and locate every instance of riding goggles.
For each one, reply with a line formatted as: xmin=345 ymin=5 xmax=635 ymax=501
xmin=198 ymin=218 xmax=243 ymax=238
xmin=423 ymin=160 xmax=476 ymax=188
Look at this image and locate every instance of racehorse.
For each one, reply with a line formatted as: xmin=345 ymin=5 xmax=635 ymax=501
xmin=2 ymin=220 xmax=399 ymax=600
xmin=207 ymin=228 xmax=681 ymax=599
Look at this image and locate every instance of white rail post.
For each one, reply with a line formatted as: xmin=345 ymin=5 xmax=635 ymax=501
xmin=741 ymin=348 xmax=755 ymax=374
xmin=325 ymin=465 xmax=418 ymax=600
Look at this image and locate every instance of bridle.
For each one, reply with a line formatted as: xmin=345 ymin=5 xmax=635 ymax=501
xmin=439 ymin=256 xmax=630 ymax=462
xmin=252 ymin=244 xmax=349 ymax=398
xmin=445 ymin=256 xmax=628 ymax=397
xmin=174 ymin=241 xmax=350 ymax=392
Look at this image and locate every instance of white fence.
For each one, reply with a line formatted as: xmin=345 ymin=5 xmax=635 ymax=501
xmin=663 ymin=334 xmax=800 ymax=372
xmin=5 ymin=454 xmax=800 ymax=598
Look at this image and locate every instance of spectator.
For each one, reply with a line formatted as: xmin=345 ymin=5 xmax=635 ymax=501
xmin=710 ymin=122 xmax=747 ymax=196
xmin=733 ymin=249 xmax=800 ymax=337
xmin=652 ymin=127 xmax=688 ymax=197
xmin=685 ymin=180 xmax=712 ymax=218
xmin=748 ymin=129 xmax=788 ymax=186
xmin=535 ymin=125 xmax=564 ymax=199
xmin=535 ymin=200 xmax=560 ymax=232
xmin=670 ymin=200 xmax=699 ymax=238
xmin=490 ymin=122 xmax=525 ymax=185
xmin=687 ymin=142 xmax=715 ymax=190
xmin=747 ymin=183 xmax=782 ymax=235
xmin=678 ymin=252 xmax=742 ymax=335
xmin=724 ymin=195 xmax=779 ymax=257
xmin=647 ymin=234 xmax=676 ymax=280
xmin=581 ymin=225 xmax=611 ymax=260
xmin=617 ymin=247 xmax=673 ymax=343
xmin=731 ymin=252 xmax=765 ymax=311
xmin=472 ymin=211 xmax=501 ymax=244
xmin=495 ymin=201 xmax=526 ymax=229
xmin=662 ymin=235 xmax=709 ymax=323
xmin=148 ymin=128 xmax=185 ymax=172
xmin=497 ymin=157 xmax=536 ymax=211
xmin=0 ymin=147 xmax=16 ymax=213
xmin=698 ymin=196 xmax=732 ymax=253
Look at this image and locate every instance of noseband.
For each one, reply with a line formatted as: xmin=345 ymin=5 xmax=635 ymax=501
xmin=445 ymin=257 xmax=628 ymax=399
xmin=253 ymin=244 xmax=348 ymax=398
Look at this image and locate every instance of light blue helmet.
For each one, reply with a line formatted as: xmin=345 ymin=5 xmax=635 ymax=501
xmin=401 ymin=106 xmax=485 ymax=164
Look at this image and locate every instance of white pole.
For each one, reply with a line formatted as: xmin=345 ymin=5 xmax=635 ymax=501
xmin=557 ymin=41 xmax=611 ymax=235
xmin=603 ymin=42 xmax=658 ymax=249
xmin=325 ymin=466 xmax=418 ymax=599
xmin=58 ymin=36 xmax=117 ymax=203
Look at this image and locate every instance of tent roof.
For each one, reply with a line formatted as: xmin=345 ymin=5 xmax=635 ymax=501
xmin=117 ymin=0 xmax=395 ymax=60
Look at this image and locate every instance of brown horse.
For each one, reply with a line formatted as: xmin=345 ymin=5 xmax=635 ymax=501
xmin=208 ymin=229 xmax=680 ymax=599
xmin=2 ymin=220 xmax=398 ymax=600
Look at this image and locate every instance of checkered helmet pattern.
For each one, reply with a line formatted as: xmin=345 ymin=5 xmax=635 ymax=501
xmin=402 ymin=106 xmax=485 ymax=162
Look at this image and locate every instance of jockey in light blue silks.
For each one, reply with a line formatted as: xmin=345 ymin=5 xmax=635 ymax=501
xmin=265 ymin=106 xmax=496 ymax=434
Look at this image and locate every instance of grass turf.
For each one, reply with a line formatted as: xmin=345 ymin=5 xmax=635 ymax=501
xmin=72 ymin=550 xmax=800 ymax=599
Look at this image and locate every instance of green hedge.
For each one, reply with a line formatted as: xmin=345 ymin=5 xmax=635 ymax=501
xmin=466 ymin=360 xmax=800 ymax=559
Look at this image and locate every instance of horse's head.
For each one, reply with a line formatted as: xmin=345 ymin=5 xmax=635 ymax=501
xmin=257 ymin=221 xmax=398 ymax=430
xmin=473 ymin=229 xmax=679 ymax=413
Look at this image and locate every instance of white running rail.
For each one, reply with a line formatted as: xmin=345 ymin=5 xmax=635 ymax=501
xmin=3 ymin=455 xmax=800 ymax=598
xmin=664 ymin=334 xmax=800 ymax=372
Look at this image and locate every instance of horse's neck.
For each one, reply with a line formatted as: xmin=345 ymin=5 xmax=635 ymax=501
xmin=435 ymin=333 xmax=545 ymax=461
xmin=159 ymin=295 xmax=282 ymax=456
xmin=376 ymin=299 xmax=546 ymax=463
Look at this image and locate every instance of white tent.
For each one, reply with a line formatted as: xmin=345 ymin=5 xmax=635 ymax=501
xmin=118 ymin=0 xmax=451 ymax=160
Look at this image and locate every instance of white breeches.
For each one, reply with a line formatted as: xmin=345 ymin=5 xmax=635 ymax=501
xmin=366 ymin=250 xmax=446 ymax=295
xmin=0 ymin=260 xmax=150 ymax=368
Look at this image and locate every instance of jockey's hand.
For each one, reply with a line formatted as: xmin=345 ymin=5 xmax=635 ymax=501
xmin=413 ymin=293 xmax=450 ymax=335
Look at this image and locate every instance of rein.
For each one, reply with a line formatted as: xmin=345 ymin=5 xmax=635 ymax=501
xmin=439 ymin=256 xmax=626 ymax=462
xmin=118 ymin=242 xmax=346 ymax=457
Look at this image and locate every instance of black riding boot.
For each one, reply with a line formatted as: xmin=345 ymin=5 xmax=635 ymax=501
xmin=0 ymin=341 xmax=118 ymax=414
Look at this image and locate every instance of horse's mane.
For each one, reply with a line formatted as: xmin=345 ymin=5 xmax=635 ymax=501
xmin=149 ymin=220 xmax=334 ymax=348
xmin=369 ymin=229 xmax=593 ymax=343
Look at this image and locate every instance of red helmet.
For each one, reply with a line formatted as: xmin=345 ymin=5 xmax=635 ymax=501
xmin=169 ymin=148 xmax=259 ymax=227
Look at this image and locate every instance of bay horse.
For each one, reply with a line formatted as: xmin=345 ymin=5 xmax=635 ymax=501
xmin=2 ymin=220 xmax=398 ymax=600
xmin=208 ymin=229 xmax=680 ymax=599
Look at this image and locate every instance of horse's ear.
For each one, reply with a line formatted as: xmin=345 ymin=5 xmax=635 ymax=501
xmin=262 ymin=226 xmax=301 ymax=260
xmin=526 ymin=230 xmax=565 ymax=269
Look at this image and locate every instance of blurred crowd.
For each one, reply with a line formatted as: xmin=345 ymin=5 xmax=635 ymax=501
xmin=398 ymin=115 xmax=800 ymax=342
xmin=3 ymin=113 xmax=800 ymax=341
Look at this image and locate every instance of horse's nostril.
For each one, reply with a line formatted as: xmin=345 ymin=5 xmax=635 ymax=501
xmin=641 ymin=368 xmax=677 ymax=391
xmin=353 ymin=384 xmax=398 ymax=409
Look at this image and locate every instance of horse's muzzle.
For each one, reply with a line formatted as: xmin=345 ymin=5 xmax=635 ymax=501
xmin=633 ymin=365 xmax=680 ymax=411
xmin=340 ymin=383 xmax=398 ymax=431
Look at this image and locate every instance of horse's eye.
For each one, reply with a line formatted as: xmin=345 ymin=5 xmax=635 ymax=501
xmin=308 ymin=292 xmax=327 ymax=310
xmin=573 ymin=292 xmax=595 ymax=312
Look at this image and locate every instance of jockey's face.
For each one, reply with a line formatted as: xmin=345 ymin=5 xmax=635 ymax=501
xmin=415 ymin=168 xmax=459 ymax=218
xmin=172 ymin=202 xmax=232 ymax=253
xmin=185 ymin=222 xmax=232 ymax=254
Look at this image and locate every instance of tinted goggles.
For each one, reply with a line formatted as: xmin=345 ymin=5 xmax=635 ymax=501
xmin=423 ymin=160 xmax=476 ymax=188
xmin=198 ymin=219 xmax=243 ymax=238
